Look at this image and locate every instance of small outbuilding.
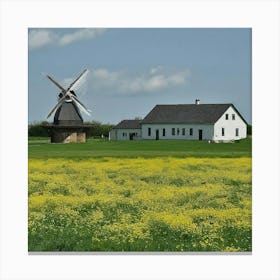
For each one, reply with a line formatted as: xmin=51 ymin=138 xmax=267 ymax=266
xmin=109 ymin=120 xmax=142 ymax=141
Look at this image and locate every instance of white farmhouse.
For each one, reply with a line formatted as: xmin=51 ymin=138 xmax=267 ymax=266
xmin=109 ymin=120 xmax=142 ymax=141
xmin=110 ymin=102 xmax=247 ymax=141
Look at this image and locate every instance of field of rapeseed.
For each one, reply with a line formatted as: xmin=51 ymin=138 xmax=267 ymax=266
xmin=28 ymin=157 xmax=251 ymax=252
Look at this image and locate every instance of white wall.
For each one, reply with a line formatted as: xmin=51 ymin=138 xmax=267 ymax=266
xmin=109 ymin=128 xmax=141 ymax=141
xmin=141 ymin=124 xmax=214 ymax=140
xmin=214 ymin=106 xmax=247 ymax=141
xmin=109 ymin=129 xmax=117 ymax=140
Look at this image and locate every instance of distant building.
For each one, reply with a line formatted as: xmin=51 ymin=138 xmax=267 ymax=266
xmin=109 ymin=102 xmax=247 ymax=141
xmin=109 ymin=120 xmax=142 ymax=141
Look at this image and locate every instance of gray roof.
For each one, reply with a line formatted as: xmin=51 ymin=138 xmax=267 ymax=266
xmin=54 ymin=101 xmax=83 ymax=126
xmin=141 ymin=104 xmax=245 ymax=124
xmin=114 ymin=119 xmax=142 ymax=129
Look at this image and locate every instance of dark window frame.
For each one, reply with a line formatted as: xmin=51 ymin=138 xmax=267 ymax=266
xmin=162 ymin=128 xmax=166 ymax=137
xmin=190 ymin=128 xmax=193 ymax=136
xmin=182 ymin=128 xmax=185 ymax=135
xmin=225 ymin=114 xmax=229 ymax=120
xmin=172 ymin=128 xmax=175 ymax=136
xmin=222 ymin=128 xmax=225 ymax=136
xmin=148 ymin=127 xmax=151 ymax=136
xmin=232 ymin=114 xmax=235 ymax=120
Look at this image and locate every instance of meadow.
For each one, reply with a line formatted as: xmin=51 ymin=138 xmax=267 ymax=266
xmin=28 ymin=138 xmax=252 ymax=252
xmin=29 ymin=137 xmax=251 ymax=158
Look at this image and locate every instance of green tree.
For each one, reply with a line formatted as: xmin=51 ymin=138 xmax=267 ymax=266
xmin=247 ymin=125 xmax=252 ymax=135
xmin=28 ymin=121 xmax=50 ymax=137
xmin=84 ymin=121 xmax=114 ymax=138
xmin=28 ymin=120 xmax=114 ymax=138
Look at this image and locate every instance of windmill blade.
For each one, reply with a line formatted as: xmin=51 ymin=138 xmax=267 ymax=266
xmin=71 ymin=95 xmax=91 ymax=116
xmin=72 ymin=97 xmax=91 ymax=116
xmin=71 ymin=95 xmax=91 ymax=112
xmin=46 ymin=75 xmax=67 ymax=93
xmin=46 ymin=96 xmax=66 ymax=118
xmin=67 ymin=68 xmax=88 ymax=92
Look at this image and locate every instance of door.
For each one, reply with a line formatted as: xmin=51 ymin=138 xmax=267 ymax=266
xmin=129 ymin=133 xmax=135 ymax=140
xmin=198 ymin=129 xmax=203 ymax=140
xmin=156 ymin=129 xmax=159 ymax=140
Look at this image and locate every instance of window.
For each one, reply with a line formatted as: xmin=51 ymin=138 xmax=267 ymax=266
xmin=190 ymin=128 xmax=193 ymax=136
xmin=225 ymin=114 xmax=229 ymax=120
xmin=177 ymin=128 xmax=180 ymax=135
xmin=235 ymin=128 xmax=239 ymax=136
xmin=162 ymin=128 xmax=165 ymax=136
xmin=172 ymin=128 xmax=175 ymax=135
xmin=222 ymin=128 xmax=225 ymax=136
xmin=123 ymin=132 xmax=127 ymax=137
xmin=232 ymin=114 xmax=235 ymax=120
xmin=182 ymin=128 xmax=185 ymax=135
xmin=148 ymin=127 xmax=151 ymax=136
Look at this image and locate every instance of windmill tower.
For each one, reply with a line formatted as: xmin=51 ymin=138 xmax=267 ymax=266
xmin=46 ymin=69 xmax=92 ymax=143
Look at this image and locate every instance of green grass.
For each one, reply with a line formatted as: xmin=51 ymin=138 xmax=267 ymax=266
xmin=29 ymin=137 xmax=252 ymax=159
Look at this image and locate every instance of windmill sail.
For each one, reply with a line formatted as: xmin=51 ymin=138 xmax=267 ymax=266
xmin=47 ymin=96 xmax=66 ymax=118
xmin=46 ymin=75 xmax=67 ymax=93
xmin=71 ymin=95 xmax=91 ymax=115
xmin=67 ymin=69 xmax=88 ymax=92
xmin=45 ymin=69 xmax=91 ymax=119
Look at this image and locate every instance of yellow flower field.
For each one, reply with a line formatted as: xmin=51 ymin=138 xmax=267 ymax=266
xmin=28 ymin=157 xmax=251 ymax=251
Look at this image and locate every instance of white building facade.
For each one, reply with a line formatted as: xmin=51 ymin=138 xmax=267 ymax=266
xmin=141 ymin=124 xmax=214 ymax=140
xmin=109 ymin=128 xmax=141 ymax=141
xmin=213 ymin=106 xmax=247 ymax=141
xmin=110 ymin=103 xmax=247 ymax=141
xmin=109 ymin=120 xmax=142 ymax=141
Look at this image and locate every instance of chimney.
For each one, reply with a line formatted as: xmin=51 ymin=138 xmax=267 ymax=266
xmin=195 ymin=98 xmax=200 ymax=105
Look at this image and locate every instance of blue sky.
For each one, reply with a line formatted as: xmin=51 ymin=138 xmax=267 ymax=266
xmin=28 ymin=28 xmax=251 ymax=124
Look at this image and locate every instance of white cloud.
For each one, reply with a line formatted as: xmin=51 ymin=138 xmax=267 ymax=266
xmin=29 ymin=30 xmax=57 ymax=49
xmin=89 ymin=66 xmax=190 ymax=94
xmin=29 ymin=28 xmax=106 ymax=50
xmin=45 ymin=67 xmax=189 ymax=97
xmin=58 ymin=29 xmax=106 ymax=46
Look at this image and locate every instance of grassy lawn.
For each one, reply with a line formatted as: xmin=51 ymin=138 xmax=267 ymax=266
xmin=29 ymin=137 xmax=252 ymax=159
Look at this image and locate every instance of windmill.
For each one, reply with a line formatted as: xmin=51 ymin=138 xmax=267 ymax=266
xmin=45 ymin=69 xmax=93 ymax=143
